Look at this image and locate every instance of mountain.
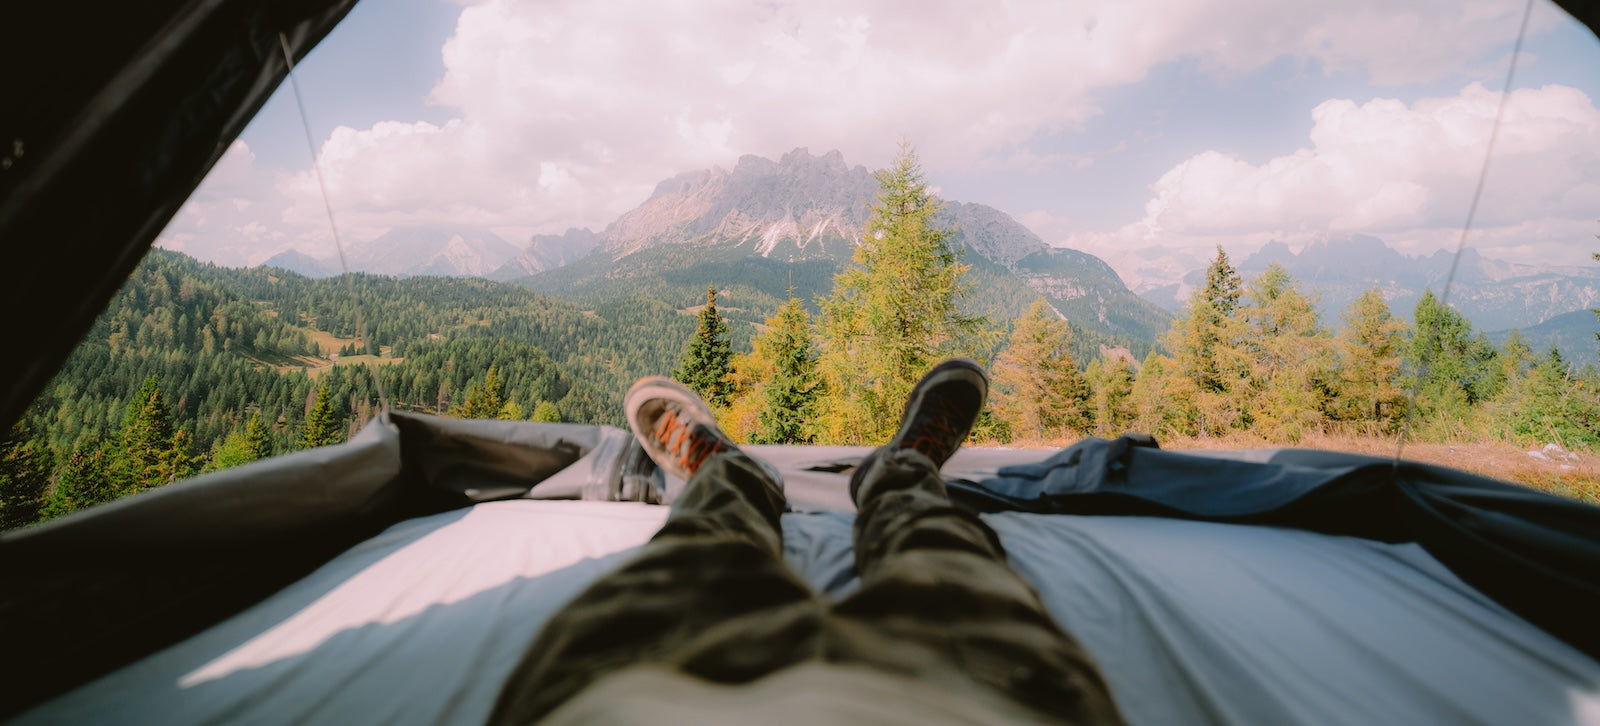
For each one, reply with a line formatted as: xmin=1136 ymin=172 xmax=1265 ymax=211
xmin=490 ymin=228 xmax=604 ymax=280
xmin=345 ymin=226 xmax=522 ymax=277
xmin=258 ymin=249 xmax=334 ymax=278
xmin=1137 ymin=234 xmax=1600 ymax=334
xmin=257 ymin=226 xmax=526 ymax=279
xmin=604 ymin=148 xmax=874 ymax=260
xmin=512 ymin=148 xmax=1169 ymax=346
xmin=1490 ymin=310 xmax=1600 ymax=368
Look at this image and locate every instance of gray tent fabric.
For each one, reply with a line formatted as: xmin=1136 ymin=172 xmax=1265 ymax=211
xmin=947 ymin=435 xmax=1600 ymax=662
xmin=12 ymin=499 xmax=1600 ymax=725
xmin=0 ymin=411 xmax=618 ymax=717
xmin=7 ymin=415 xmax=1600 ymax=722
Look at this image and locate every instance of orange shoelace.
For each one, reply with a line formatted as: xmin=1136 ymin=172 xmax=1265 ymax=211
xmin=654 ymin=408 xmax=726 ymax=474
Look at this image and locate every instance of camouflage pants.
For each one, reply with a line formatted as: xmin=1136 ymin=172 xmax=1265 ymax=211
xmin=489 ymin=447 xmax=1123 ymax=724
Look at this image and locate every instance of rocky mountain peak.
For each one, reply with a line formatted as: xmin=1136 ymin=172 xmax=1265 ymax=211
xmin=604 ymin=147 xmax=875 ymax=259
xmin=937 ymin=201 xmax=1048 ymax=268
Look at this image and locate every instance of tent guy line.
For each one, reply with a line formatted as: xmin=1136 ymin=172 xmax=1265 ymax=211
xmin=279 ymin=31 xmax=390 ymax=412
xmin=1394 ymin=0 xmax=1534 ymax=468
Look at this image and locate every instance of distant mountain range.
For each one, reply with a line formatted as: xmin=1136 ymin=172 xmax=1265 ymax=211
xmin=1126 ymin=233 xmax=1600 ymax=364
xmin=1136 ymin=235 xmax=1600 ymax=326
xmin=259 ymin=226 xmax=523 ymax=279
xmin=247 ymin=150 xmax=1595 ymax=365
xmin=1488 ymin=310 xmax=1600 ymax=367
xmin=498 ymin=148 xmax=1170 ymax=346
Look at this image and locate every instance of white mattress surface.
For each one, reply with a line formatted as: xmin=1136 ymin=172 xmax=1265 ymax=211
xmin=19 ymin=501 xmax=1600 ymax=725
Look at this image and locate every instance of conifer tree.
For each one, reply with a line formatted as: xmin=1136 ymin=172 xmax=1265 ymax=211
xmin=1128 ymin=352 xmax=1188 ymax=437
xmin=205 ymin=412 xmax=273 ymax=472
xmin=532 ymin=401 xmax=561 ymax=423
xmin=1508 ymin=347 xmax=1600 ymax=449
xmin=159 ymin=429 xmax=200 ymax=484
xmin=119 ymin=375 xmax=194 ymax=488
xmin=0 ymin=421 xmax=54 ymax=529
xmin=1203 ymin=245 xmax=1243 ymax=317
xmin=121 ymin=376 xmax=174 ymax=475
xmin=1239 ymin=265 xmax=1331 ymax=441
xmin=815 ymin=142 xmax=987 ymax=443
xmin=244 ymin=412 xmax=272 ymax=460
xmin=299 ymin=385 xmax=343 ymax=449
xmin=1335 ymin=288 xmax=1408 ymax=430
xmin=1085 ymin=356 xmax=1135 ymax=437
xmin=1164 ymin=246 xmax=1247 ymax=435
xmin=753 ymin=297 xmax=820 ymax=444
xmin=453 ymin=367 xmax=507 ymax=419
xmin=41 ymin=446 xmax=120 ymax=519
xmin=992 ymin=299 xmax=1089 ymax=441
xmin=1408 ymin=290 xmax=1501 ymax=431
xmin=673 ymin=285 xmax=734 ymax=408
xmin=498 ymin=400 xmax=526 ymax=421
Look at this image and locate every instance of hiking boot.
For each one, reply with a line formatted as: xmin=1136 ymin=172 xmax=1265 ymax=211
xmin=624 ymin=376 xmax=741 ymax=483
xmin=887 ymin=358 xmax=989 ymax=469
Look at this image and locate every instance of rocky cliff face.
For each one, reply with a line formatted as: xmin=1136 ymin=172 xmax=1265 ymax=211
xmin=492 ymin=228 xmax=603 ymax=279
xmin=518 ymin=148 xmax=1063 ymax=270
xmin=603 ymin=148 xmax=875 ymax=260
xmin=515 ymin=148 xmax=1169 ymax=342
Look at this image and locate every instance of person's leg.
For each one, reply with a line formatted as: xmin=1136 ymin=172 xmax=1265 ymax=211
xmin=489 ymin=378 xmax=821 ymax=725
xmin=834 ymin=359 xmax=1125 ymax=724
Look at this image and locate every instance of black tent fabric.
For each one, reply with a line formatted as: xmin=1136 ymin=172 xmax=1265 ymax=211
xmin=0 ymin=0 xmax=358 ymax=433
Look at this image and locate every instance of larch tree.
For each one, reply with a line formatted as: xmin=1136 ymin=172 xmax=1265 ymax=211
xmin=673 ymin=285 xmax=734 ymax=408
xmin=992 ymin=299 xmax=1089 ymax=441
xmin=531 ymin=401 xmax=561 ymax=423
xmin=1127 ymin=352 xmax=1188 ymax=438
xmin=1085 ymin=356 xmax=1136 ymax=437
xmin=815 ymin=142 xmax=987 ymax=444
xmin=1334 ymin=288 xmax=1408 ymax=431
xmin=1239 ymin=264 xmax=1332 ymax=442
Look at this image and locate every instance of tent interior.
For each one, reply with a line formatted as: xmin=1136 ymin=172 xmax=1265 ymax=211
xmin=3 ymin=1 xmax=1600 ymax=723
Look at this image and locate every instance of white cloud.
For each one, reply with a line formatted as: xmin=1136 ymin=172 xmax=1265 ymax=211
xmin=291 ymin=0 xmax=1557 ymax=236
xmin=163 ymin=0 xmax=1579 ymax=264
xmin=155 ymin=141 xmax=297 ymax=266
xmin=1121 ymin=83 xmax=1600 ymax=257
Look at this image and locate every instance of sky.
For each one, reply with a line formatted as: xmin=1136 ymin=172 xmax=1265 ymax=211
xmin=156 ymin=0 xmax=1600 ymax=285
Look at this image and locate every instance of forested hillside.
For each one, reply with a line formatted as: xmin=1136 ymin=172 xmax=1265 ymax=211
xmin=1 ymin=249 xmax=697 ymax=526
